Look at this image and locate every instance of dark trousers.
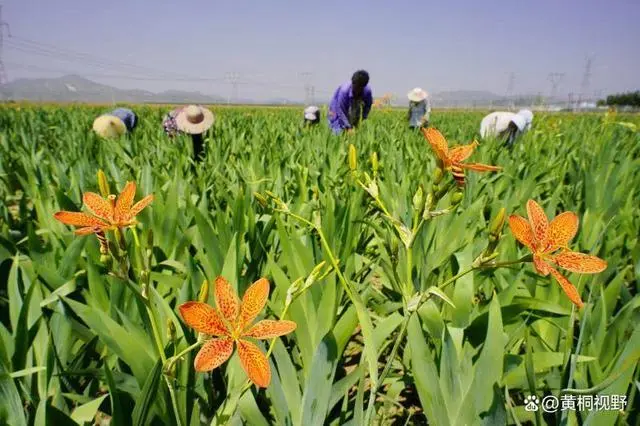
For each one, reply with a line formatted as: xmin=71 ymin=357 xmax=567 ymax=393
xmin=192 ymin=133 xmax=204 ymax=161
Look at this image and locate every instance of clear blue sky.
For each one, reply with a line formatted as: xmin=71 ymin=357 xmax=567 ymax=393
xmin=3 ymin=0 xmax=639 ymax=101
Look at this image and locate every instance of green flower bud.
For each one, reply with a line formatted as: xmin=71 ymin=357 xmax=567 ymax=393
xmin=371 ymin=152 xmax=379 ymax=174
xmin=451 ymin=190 xmax=464 ymax=206
xmin=167 ymin=319 xmax=176 ymax=341
xmin=489 ymin=207 xmax=506 ymax=237
xmin=348 ymin=144 xmax=357 ymax=171
xmin=412 ymin=185 xmax=424 ymax=213
xmin=433 ymin=166 xmax=444 ymax=185
xmin=198 ymin=280 xmax=209 ymax=303
xmin=253 ymin=192 xmax=268 ymax=208
xmin=97 ymin=170 xmax=110 ymax=198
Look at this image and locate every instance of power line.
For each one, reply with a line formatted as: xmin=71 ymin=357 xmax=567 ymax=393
xmin=547 ymin=73 xmax=565 ymax=103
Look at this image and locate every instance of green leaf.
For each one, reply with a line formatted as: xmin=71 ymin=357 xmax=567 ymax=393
xmin=300 ymin=331 xmax=339 ymax=425
xmin=70 ymin=394 xmax=108 ymax=424
xmin=132 ymin=360 xmax=163 ymax=426
xmin=9 ymin=366 xmax=46 ymax=378
xmin=0 ymin=357 xmax=27 ymax=426
xmin=408 ymin=313 xmax=450 ymax=426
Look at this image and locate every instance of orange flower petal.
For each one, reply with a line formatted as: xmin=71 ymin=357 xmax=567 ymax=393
xmin=508 ymin=214 xmax=535 ymax=249
xmin=422 ymin=127 xmax=449 ymax=163
xmin=194 ymin=337 xmax=234 ymax=372
xmin=214 ymin=276 xmax=240 ymax=324
xmin=239 ymin=278 xmax=270 ymax=329
xmin=533 ymin=254 xmax=551 ymax=276
xmin=83 ymin=192 xmax=114 ymax=222
xmin=244 ymin=320 xmax=297 ymax=339
xmin=546 ymin=211 xmax=579 ymax=250
xmin=460 ymin=162 xmax=501 ymax=172
xmin=549 ymin=268 xmax=584 ymax=308
xmin=449 ymin=141 xmax=478 ymax=163
xmin=178 ymin=302 xmax=229 ymax=336
xmin=237 ymin=339 xmax=271 ymax=388
xmin=526 ymin=200 xmax=548 ymax=249
xmin=114 ymin=181 xmax=136 ymax=222
xmin=548 ymin=251 xmax=608 ymax=274
xmin=128 ymin=194 xmax=154 ymax=218
xmin=54 ymin=211 xmax=108 ymax=228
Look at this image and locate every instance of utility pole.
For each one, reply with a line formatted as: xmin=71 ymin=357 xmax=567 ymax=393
xmin=225 ymin=71 xmax=240 ymax=104
xmin=0 ymin=5 xmax=11 ymax=85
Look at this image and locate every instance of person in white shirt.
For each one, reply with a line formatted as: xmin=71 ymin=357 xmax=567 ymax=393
xmin=480 ymin=109 xmax=533 ymax=147
xmin=407 ymin=88 xmax=431 ymax=129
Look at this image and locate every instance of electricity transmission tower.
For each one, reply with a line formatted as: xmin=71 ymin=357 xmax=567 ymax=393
xmin=225 ymin=71 xmax=240 ymax=104
xmin=577 ymin=56 xmax=593 ymax=109
xmin=505 ymin=72 xmax=515 ymax=109
xmin=0 ymin=5 xmax=11 ymax=85
xmin=547 ymin=73 xmax=565 ymax=106
xmin=298 ymin=71 xmax=314 ymax=104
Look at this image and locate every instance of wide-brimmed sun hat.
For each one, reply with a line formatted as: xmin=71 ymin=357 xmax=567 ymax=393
xmin=407 ymin=87 xmax=428 ymax=102
xmin=304 ymin=105 xmax=320 ymax=120
xmin=92 ymin=114 xmax=127 ymax=138
xmin=517 ymin=109 xmax=534 ymax=125
xmin=511 ymin=114 xmax=527 ymax=131
xmin=176 ymin=105 xmax=214 ymax=134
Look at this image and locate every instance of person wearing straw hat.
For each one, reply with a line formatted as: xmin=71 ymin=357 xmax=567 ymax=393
xmin=328 ymin=70 xmax=373 ymax=135
xmin=175 ymin=105 xmax=214 ymax=161
xmin=92 ymin=107 xmax=138 ymax=138
xmin=407 ymin=88 xmax=431 ymax=129
xmin=480 ymin=109 xmax=533 ymax=147
xmin=303 ymin=105 xmax=321 ymax=126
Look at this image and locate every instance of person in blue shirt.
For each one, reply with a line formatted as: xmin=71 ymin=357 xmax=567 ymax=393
xmin=328 ymin=70 xmax=373 ymax=134
xmin=407 ymin=88 xmax=431 ymax=129
xmin=92 ymin=107 xmax=138 ymax=138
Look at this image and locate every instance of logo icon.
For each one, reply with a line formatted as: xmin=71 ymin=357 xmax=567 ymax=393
xmin=524 ymin=395 xmax=540 ymax=412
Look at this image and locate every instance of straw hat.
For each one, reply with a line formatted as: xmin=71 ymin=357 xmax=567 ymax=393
xmin=407 ymin=87 xmax=428 ymax=102
xmin=92 ymin=114 xmax=127 ymax=138
xmin=176 ymin=105 xmax=214 ymax=134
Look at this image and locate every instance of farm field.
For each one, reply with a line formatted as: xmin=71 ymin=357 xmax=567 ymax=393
xmin=0 ymin=105 xmax=639 ymax=425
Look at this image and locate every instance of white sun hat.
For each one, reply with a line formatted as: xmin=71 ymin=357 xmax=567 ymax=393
xmin=511 ymin=114 xmax=527 ymax=131
xmin=176 ymin=105 xmax=214 ymax=134
xmin=517 ymin=109 xmax=534 ymax=127
xmin=407 ymin=87 xmax=428 ymax=102
xmin=304 ymin=105 xmax=320 ymax=120
xmin=92 ymin=114 xmax=127 ymax=138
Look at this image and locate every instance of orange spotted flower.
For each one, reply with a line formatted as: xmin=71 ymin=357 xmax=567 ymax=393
xmin=422 ymin=127 xmax=501 ymax=186
xmin=509 ymin=199 xmax=608 ymax=308
xmin=54 ymin=181 xmax=153 ymax=235
xmin=179 ymin=276 xmax=297 ymax=388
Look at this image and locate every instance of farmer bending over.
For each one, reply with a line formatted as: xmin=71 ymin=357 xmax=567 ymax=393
xmin=165 ymin=105 xmax=214 ymax=162
xmin=480 ymin=109 xmax=533 ymax=147
xmin=92 ymin=107 xmax=138 ymax=138
xmin=328 ymin=70 xmax=373 ymax=135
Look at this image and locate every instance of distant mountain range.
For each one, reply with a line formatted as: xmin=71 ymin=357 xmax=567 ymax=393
xmin=0 ymin=75 xmax=550 ymax=107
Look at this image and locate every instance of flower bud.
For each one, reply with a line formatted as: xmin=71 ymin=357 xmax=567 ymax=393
xmin=348 ymin=144 xmax=357 ymax=172
xmin=450 ymin=190 xmax=464 ymax=206
xmin=97 ymin=170 xmax=110 ymax=198
xmin=489 ymin=207 xmax=506 ymax=238
xmin=371 ymin=152 xmax=379 ymax=175
xmin=366 ymin=181 xmax=379 ymax=199
xmin=253 ymin=192 xmax=268 ymax=208
xmin=433 ymin=165 xmax=444 ymax=185
xmin=140 ymin=270 xmax=149 ymax=284
xmin=198 ymin=280 xmax=209 ymax=303
xmin=167 ymin=319 xmax=176 ymax=341
xmin=412 ymin=185 xmax=424 ymax=214
xmin=99 ymin=254 xmax=111 ymax=267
